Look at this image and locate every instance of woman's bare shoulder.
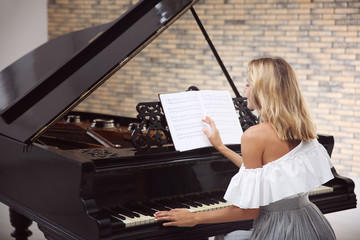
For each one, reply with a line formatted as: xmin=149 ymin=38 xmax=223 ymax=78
xmin=241 ymin=125 xmax=268 ymax=168
xmin=242 ymin=123 xmax=275 ymax=142
xmin=241 ymin=123 xmax=281 ymax=168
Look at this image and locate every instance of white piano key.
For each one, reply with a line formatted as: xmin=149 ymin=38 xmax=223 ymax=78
xmin=187 ymin=201 xmax=232 ymax=213
xmin=121 ymin=212 xmax=156 ymax=228
xmin=110 ymin=186 xmax=335 ymax=228
xmin=309 ymin=185 xmax=334 ymax=196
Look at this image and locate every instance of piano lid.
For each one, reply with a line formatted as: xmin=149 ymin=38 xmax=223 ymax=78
xmin=0 ymin=0 xmax=198 ymax=144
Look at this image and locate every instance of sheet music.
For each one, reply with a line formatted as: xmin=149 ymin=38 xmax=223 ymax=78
xmin=200 ymin=90 xmax=243 ymax=145
xmin=159 ymin=90 xmax=243 ymax=152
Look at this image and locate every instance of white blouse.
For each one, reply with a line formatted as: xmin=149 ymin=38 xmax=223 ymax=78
xmin=224 ymin=139 xmax=334 ymax=209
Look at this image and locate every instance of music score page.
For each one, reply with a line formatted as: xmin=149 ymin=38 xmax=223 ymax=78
xmin=159 ymin=90 xmax=243 ymax=152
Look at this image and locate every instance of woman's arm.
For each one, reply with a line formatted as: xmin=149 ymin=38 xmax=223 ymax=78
xmin=202 ymin=116 xmax=243 ymax=168
xmin=154 ymin=119 xmax=264 ymax=228
xmin=154 ymin=206 xmax=259 ymax=227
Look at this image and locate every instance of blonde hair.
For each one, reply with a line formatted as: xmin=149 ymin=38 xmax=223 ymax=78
xmin=247 ymin=56 xmax=317 ymax=141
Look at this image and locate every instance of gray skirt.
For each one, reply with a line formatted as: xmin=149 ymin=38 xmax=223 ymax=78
xmin=251 ymin=193 xmax=336 ymax=239
xmin=216 ymin=193 xmax=336 ymax=240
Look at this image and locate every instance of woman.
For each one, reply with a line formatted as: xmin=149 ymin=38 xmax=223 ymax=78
xmin=154 ymin=57 xmax=336 ymax=239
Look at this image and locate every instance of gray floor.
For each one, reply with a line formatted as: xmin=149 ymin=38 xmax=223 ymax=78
xmin=0 ymin=177 xmax=359 ymax=240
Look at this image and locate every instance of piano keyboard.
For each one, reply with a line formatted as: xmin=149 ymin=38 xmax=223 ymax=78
xmin=106 ymin=186 xmax=334 ymax=228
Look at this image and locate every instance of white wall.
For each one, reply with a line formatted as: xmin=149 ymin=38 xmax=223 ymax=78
xmin=0 ymin=0 xmax=47 ymax=71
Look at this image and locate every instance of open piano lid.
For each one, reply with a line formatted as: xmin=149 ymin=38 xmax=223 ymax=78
xmin=0 ymin=0 xmax=198 ymax=144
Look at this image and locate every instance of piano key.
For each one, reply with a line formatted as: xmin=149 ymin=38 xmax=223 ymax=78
xmin=197 ymin=194 xmax=220 ymax=204
xmin=211 ymin=191 xmax=228 ymax=201
xmin=107 ymin=193 xmax=232 ymax=229
xmin=142 ymin=201 xmax=172 ymax=211
xmin=105 ymin=209 xmax=126 ymax=220
xmin=203 ymin=192 xmax=227 ymax=203
xmin=125 ymin=203 xmax=157 ymax=216
xmin=111 ymin=206 xmax=140 ymax=218
xmin=107 ymin=207 xmax=156 ymax=228
xmin=170 ymin=193 xmax=231 ymax=212
xmin=105 ymin=187 xmax=338 ymax=229
xmin=120 ymin=212 xmax=156 ymax=227
xmin=105 ymin=193 xmax=233 ymax=228
xmin=309 ymin=185 xmax=333 ymax=196
xmin=168 ymin=198 xmax=193 ymax=209
xmin=185 ymin=194 xmax=215 ymax=205
xmin=186 ymin=199 xmax=232 ymax=212
xmin=172 ymin=196 xmax=202 ymax=207
xmin=102 ymin=209 xmax=126 ymax=228
xmin=118 ymin=215 xmax=138 ymax=228
xmin=107 ymin=208 xmax=138 ymax=226
xmin=154 ymin=199 xmax=190 ymax=209
xmin=198 ymin=193 xmax=220 ymax=204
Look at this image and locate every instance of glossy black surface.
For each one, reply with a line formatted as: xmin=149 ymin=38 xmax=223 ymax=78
xmin=0 ymin=0 xmax=197 ymax=144
xmin=0 ymin=0 xmax=356 ymax=239
xmin=0 ymin=111 xmax=356 ymax=240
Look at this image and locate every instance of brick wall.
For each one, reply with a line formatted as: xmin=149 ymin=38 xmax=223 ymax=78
xmin=48 ymin=0 xmax=360 ymax=178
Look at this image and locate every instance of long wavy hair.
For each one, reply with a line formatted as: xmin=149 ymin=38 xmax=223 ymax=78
xmin=247 ymin=56 xmax=317 ymax=141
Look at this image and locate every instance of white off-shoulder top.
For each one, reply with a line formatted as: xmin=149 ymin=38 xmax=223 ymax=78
xmin=224 ymin=139 xmax=334 ymax=209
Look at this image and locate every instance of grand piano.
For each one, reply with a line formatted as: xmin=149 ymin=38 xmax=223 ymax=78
xmin=0 ymin=0 xmax=357 ymax=239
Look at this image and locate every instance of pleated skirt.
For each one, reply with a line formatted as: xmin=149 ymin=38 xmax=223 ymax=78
xmin=250 ymin=193 xmax=336 ymax=240
xmin=216 ymin=193 xmax=336 ymax=240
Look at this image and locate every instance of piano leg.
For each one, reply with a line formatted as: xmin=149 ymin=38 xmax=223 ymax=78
xmin=9 ymin=208 xmax=33 ymax=240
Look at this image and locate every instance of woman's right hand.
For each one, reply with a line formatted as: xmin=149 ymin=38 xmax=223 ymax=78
xmin=202 ymin=116 xmax=224 ymax=150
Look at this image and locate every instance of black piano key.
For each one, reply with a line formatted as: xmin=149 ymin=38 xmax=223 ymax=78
xmin=207 ymin=191 xmax=227 ymax=203
xmin=168 ymin=198 xmax=192 ymax=209
xmin=172 ymin=196 xmax=202 ymax=208
xmin=155 ymin=199 xmax=190 ymax=209
xmin=107 ymin=215 xmax=126 ymax=226
xmin=186 ymin=194 xmax=215 ymax=205
xmin=171 ymin=199 xmax=192 ymax=209
xmin=200 ymin=193 xmax=221 ymax=204
xmin=182 ymin=196 xmax=203 ymax=206
xmin=102 ymin=209 xmax=126 ymax=228
xmin=125 ymin=203 xmax=157 ymax=216
xmin=143 ymin=201 xmax=171 ymax=211
xmin=112 ymin=206 xmax=140 ymax=218
xmin=111 ymin=219 xmax=126 ymax=228
xmin=154 ymin=199 xmax=179 ymax=209
xmin=171 ymin=197 xmax=197 ymax=207
xmin=201 ymin=192 xmax=221 ymax=204
xmin=104 ymin=209 xmax=126 ymax=220
xmin=213 ymin=190 xmax=226 ymax=197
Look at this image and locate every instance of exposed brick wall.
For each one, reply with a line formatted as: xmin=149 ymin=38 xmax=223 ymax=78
xmin=48 ymin=0 xmax=360 ymax=177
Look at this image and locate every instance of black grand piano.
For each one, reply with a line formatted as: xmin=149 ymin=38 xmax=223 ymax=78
xmin=0 ymin=0 xmax=356 ymax=239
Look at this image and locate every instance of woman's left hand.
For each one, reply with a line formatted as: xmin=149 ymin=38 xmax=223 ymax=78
xmin=154 ymin=209 xmax=196 ymax=227
xmin=202 ymin=116 xmax=224 ymax=149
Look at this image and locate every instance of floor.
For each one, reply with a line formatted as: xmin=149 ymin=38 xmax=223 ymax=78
xmin=0 ymin=177 xmax=359 ymax=240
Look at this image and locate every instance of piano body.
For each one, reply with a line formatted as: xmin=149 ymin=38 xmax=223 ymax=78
xmin=0 ymin=0 xmax=356 ymax=239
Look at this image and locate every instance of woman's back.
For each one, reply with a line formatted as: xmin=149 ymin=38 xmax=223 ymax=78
xmin=242 ymin=122 xmax=301 ymax=167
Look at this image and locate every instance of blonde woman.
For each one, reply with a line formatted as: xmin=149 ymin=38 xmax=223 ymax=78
xmin=154 ymin=57 xmax=336 ymax=240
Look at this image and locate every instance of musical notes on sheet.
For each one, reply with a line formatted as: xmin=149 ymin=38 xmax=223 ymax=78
xmin=159 ymin=90 xmax=243 ymax=152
